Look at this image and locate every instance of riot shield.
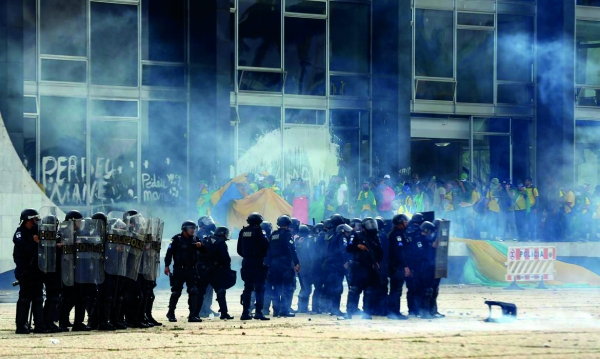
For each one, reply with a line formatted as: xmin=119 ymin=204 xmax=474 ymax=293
xmin=60 ymin=221 xmax=76 ymax=286
xmin=75 ymin=219 xmax=105 ymax=284
xmin=143 ymin=218 xmax=163 ymax=281
xmin=38 ymin=206 xmax=60 ymax=273
xmin=125 ymin=215 xmax=148 ymax=280
xmin=434 ymin=220 xmax=451 ymax=279
xmin=104 ymin=220 xmax=129 ymax=277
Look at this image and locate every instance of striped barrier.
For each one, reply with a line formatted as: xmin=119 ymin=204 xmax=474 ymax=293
xmin=505 ymin=246 xmax=556 ymax=283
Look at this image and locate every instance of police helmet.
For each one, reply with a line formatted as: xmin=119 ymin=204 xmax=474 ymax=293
xmin=290 ymin=218 xmax=301 ymax=231
xmin=362 ymin=217 xmax=379 ymax=233
xmin=392 ymin=214 xmax=409 ymax=226
xmin=247 ymin=212 xmax=263 ymax=226
xmin=420 ymin=221 xmax=436 ymax=233
xmin=199 ymin=216 xmax=215 ymax=228
xmin=350 ymin=218 xmax=362 ymax=230
xmin=277 ymin=215 xmax=292 ymax=227
xmin=92 ymin=212 xmax=108 ymax=225
xmin=375 ymin=217 xmax=385 ymax=232
xmin=181 ymin=220 xmax=197 ymax=232
xmin=298 ymin=225 xmax=310 ymax=237
xmin=83 ymin=217 xmax=94 ymax=232
xmin=330 ymin=214 xmax=345 ymax=227
xmin=215 ymin=226 xmax=230 ymax=239
xmin=123 ymin=209 xmax=139 ymax=222
xmin=260 ymin=221 xmax=272 ymax=235
xmin=111 ymin=219 xmax=127 ymax=231
xmin=336 ymin=224 xmax=353 ymax=234
xmin=313 ymin=223 xmax=324 ymax=234
xmin=411 ymin=213 xmax=425 ymax=225
xmin=20 ymin=208 xmax=40 ymax=223
xmin=41 ymin=215 xmax=59 ymax=226
xmin=323 ymin=219 xmax=333 ymax=230
xmin=197 ymin=215 xmax=208 ymax=228
xmin=65 ymin=210 xmax=84 ymax=221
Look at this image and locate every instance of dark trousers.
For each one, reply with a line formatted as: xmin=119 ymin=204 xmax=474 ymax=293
xmin=16 ymin=276 xmax=45 ymax=329
xmin=241 ymin=260 xmax=267 ymax=315
xmin=388 ymin=268 xmax=405 ymax=315
xmin=168 ymin=266 xmax=198 ymax=316
xmin=321 ymin=263 xmax=344 ymax=314
xmin=267 ymin=259 xmax=296 ymax=315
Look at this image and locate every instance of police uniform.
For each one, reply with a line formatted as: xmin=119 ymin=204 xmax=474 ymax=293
xmin=403 ymin=222 xmax=435 ymax=318
xmin=345 ymin=231 xmax=382 ymax=318
xmin=310 ymin=229 xmax=328 ymax=314
xmin=237 ymin=225 xmax=270 ymax=319
xmin=165 ymin=232 xmax=200 ymax=321
xmin=265 ymin=228 xmax=299 ymax=317
xmin=387 ymin=226 xmax=407 ymax=318
xmin=195 ymin=234 xmax=232 ymax=319
xmin=320 ymin=230 xmax=347 ymax=316
xmin=295 ymin=232 xmax=317 ymax=313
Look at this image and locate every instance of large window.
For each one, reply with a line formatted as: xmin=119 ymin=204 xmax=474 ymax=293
xmin=142 ymin=0 xmax=186 ymax=62
xmin=497 ymin=15 xmax=533 ymax=83
xmin=40 ymin=0 xmax=86 ymax=56
xmin=23 ymin=0 xmax=36 ymax=81
xmin=415 ymin=9 xmax=453 ymax=78
xmin=91 ymin=2 xmax=139 ymax=86
xmin=284 ymin=17 xmax=326 ymax=95
xmin=576 ymin=120 xmax=600 ymax=189
xmin=237 ymin=106 xmax=282 ymax=178
xmin=330 ymin=2 xmax=370 ymax=73
xmin=238 ymin=0 xmax=281 ymax=68
xmin=577 ymin=20 xmax=600 ymax=86
xmin=457 ymin=30 xmax=494 ymax=103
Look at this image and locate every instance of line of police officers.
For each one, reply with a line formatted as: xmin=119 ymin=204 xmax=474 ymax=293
xmin=13 ymin=207 xmax=163 ymax=334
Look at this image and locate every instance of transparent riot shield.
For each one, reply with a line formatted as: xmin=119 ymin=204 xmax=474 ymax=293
xmin=105 ymin=219 xmax=129 ymax=277
xmin=75 ymin=219 xmax=105 ymax=285
xmin=125 ymin=215 xmax=148 ymax=280
xmin=434 ymin=220 xmax=451 ymax=279
xmin=60 ymin=221 xmax=75 ymax=286
xmin=143 ymin=218 xmax=163 ymax=281
xmin=38 ymin=206 xmax=60 ymax=273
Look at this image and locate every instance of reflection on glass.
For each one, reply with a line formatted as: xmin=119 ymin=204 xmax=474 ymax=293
xmin=285 ymin=109 xmax=325 ymax=125
xmin=415 ymin=80 xmax=455 ymax=101
xmin=577 ymin=20 xmax=600 ymax=86
xmin=40 ymin=96 xmax=87 ymax=206
xmin=330 ymin=2 xmax=370 ymax=73
xmin=415 ymin=9 xmax=453 ymax=78
xmin=457 ymin=12 xmax=494 ymax=27
xmin=576 ymin=87 xmax=600 ymax=106
xmin=142 ymin=0 xmax=186 ymax=62
xmin=23 ymin=117 xmax=37 ymax=179
xmin=91 ymin=121 xmax=138 ymax=204
xmin=285 ymin=0 xmax=326 ymax=14
xmin=497 ymin=84 xmax=534 ymax=105
xmin=238 ymin=70 xmax=283 ymax=92
xmin=24 ymin=96 xmax=37 ymax=114
xmin=575 ymin=121 xmax=600 ymax=188
xmin=142 ymin=65 xmax=187 ymax=87
xmin=237 ymin=106 xmax=282 ymax=178
xmin=40 ymin=0 xmax=86 ymax=56
xmin=41 ymin=59 xmax=86 ymax=83
xmin=473 ymin=118 xmax=510 ymax=133
xmin=91 ymin=100 xmax=138 ymax=117
xmin=330 ymin=75 xmax=369 ymax=97
xmin=472 ymin=135 xmax=511 ymax=187
xmin=91 ymin=2 xmax=138 ymax=86
xmin=284 ymin=17 xmax=326 ymax=95
xmin=498 ymin=15 xmax=533 ymax=82
xmin=24 ymin=0 xmax=36 ymax=81
xmin=238 ymin=0 xmax=281 ymax=68
xmin=457 ymin=30 xmax=493 ymax=103
xmin=330 ymin=110 xmax=370 ymax=187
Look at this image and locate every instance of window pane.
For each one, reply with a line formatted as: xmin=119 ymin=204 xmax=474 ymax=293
xmin=91 ymin=100 xmax=138 ymax=117
xmin=285 ymin=109 xmax=325 ymax=125
xmin=330 ymin=2 xmax=370 ymax=73
xmin=91 ymin=2 xmax=138 ymax=86
xmin=41 ymin=59 xmax=87 ymax=83
xmin=457 ymin=30 xmax=494 ymax=103
xmin=284 ymin=17 xmax=326 ymax=95
xmin=238 ymin=70 xmax=283 ymax=92
xmin=497 ymin=84 xmax=534 ymax=105
xmin=415 ymin=80 xmax=455 ymax=101
xmin=238 ymin=0 xmax=281 ymax=68
xmin=576 ymin=120 xmax=600 ymax=190
xmin=142 ymin=0 xmax=185 ymax=62
xmin=498 ymin=15 xmax=533 ymax=82
xmin=285 ymin=0 xmax=326 ymax=15
xmin=457 ymin=12 xmax=494 ymax=27
xmin=142 ymin=65 xmax=187 ymax=87
xmin=24 ymin=96 xmax=37 ymax=114
xmin=577 ymin=20 xmax=600 ymax=86
xmin=23 ymin=117 xmax=37 ymax=178
xmin=237 ymin=106 xmax=282 ymax=178
xmin=24 ymin=0 xmax=36 ymax=81
xmin=230 ymin=11 xmax=235 ymax=91
xmin=91 ymin=121 xmax=138 ymax=204
xmin=415 ymin=9 xmax=453 ymax=78
xmin=142 ymin=101 xmax=187 ymax=206
xmin=578 ymin=0 xmax=600 ymax=5
xmin=40 ymin=96 xmax=87 ymax=206
xmin=330 ymin=75 xmax=369 ymax=97
xmin=577 ymin=87 xmax=600 ymax=106
xmin=40 ymin=0 xmax=86 ymax=56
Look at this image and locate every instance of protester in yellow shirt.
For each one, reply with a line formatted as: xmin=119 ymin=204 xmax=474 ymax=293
xmin=485 ymin=178 xmax=502 ymax=240
xmin=514 ymin=182 xmax=531 ymax=241
xmin=560 ymin=185 xmax=575 ymax=241
xmin=524 ymin=178 xmax=539 ymax=240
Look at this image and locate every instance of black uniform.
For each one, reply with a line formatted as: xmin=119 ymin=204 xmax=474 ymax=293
xmin=195 ymin=235 xmax=232 ymax=318
xmin=387 ymin=226 xmax=406 ymax=316
xmin=238 ymin=225 xmax=270 ymax=317
xmin=13 ymin=225 xmax=47 ymax=333
xmin=368 ymin=230 xmax=389 ymax=316
xmin=345 ymin=232 xmax=383 ymax=317
xmin=403 ymin=223 xmax=434 ymax=317
xmin=321 ymin=231 xmax=347 ymax=315
xmin=311 ymin=230 xmax=327 ymax=313
xmin=42 ymin=232 xmax=62 ymax=331
xmin=295 ymin=235 xmax=317 ymax=313
xmin=165 ymin=233 xmax=200 ymax=318
xmin=265 ymin=228 xmax=299 ymax=316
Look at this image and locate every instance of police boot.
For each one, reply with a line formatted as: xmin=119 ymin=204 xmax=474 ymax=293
xmin=15 ymin=298 xmax=31 ymax=334
xmin=87 ymin=297 xmax=99 ymax=330
xmin=418 ymin=289 xmax=433 ymax=319
xmin=297 ymin=297 xmax=309 ymax=314
xmin=72 ymin=302 xmax=92 ymax=332
xmin=139 ymin=293 xmax=153 ymax=327
xmin=279 ymin=288 xmax=295 ymax=317
xmin=112 ymin=297 xmax=127 ymax=330
xmin=166 ymin=292 xmax=180 ymax=322
xmin=126 ymin=294 xmax=148 ymax=329
xmin=330 ymin=294 xmax=344 ymax=317
xmin=98 ymin=300 xmax=116 ymax=331
xmin=217 ymin=290 xmax=234 ymax=320
xmin=43 ymin=296 xmax=61 ymax=332
xmin=199 ymin=287 xmax=214 ymax=317
xmin=58 ymin=296 xmax=73 ymax=330
xmin=387 ymin=291 xmax=408 ymax=320
xmin=146 ymin=294 xmax=162 ymax=326
xmin=187 ymin=294 xmax=202 ymax=323
xmin=32 ymin=297 xmax=51 ymax=333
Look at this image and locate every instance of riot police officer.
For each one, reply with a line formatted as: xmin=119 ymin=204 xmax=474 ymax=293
xmin=195 ymin=227 xmax=234 ymax=320
xmin=90 ymin=212 xmax=117 ymax=331
xmin=238 ymin=214 xmax=270 ymax=320
xmin=387 ymin=214 xmax=409 ymax=320
xmin=403 ymin=213 xmax=425 ymax=316
xmin=370 ymin=217 xmax=388 ymax=316
xmin=422 ymin=221 xmax=445 ymax=319
xmin=265 ymin=215 xmax=300 ymax=317
xmin=39 ymin=213 xmax=63 ymax=332
xmin=14 ymin=209 xmax=49 ymax=334
xmin=164 ymin=221 xmax=202 ymax=322
xmin=197 ymin=216 xmax=217 ymax=318
xmin=403 ymin=215 xmax=433 ymax=319
xmin=321 ymin=217 xmax=349 ymax=317
xmin=295 ymin=225 xmax=316 ymax=313
xmin=345 ymin=219 xmax=383 ymax=320
xmin=312 ymin=219 xmax=332 ymax=314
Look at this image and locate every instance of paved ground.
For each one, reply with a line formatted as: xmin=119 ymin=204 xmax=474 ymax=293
xmin=0 ymin=286 xmax=599 ymax=358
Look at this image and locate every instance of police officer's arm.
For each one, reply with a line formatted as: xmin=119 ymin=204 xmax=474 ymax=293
xmin=164 ymin=237 xmax=176 ymax=274
xmin=236 ymin=231 xmax=244 ymax=257
xmin=284 ymin=231 xmax=301 ymax=272
xmin=218 ymin=241 xmax=231 ymax=267
xmin=257 ymin=228 xmax=270 ymax=256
